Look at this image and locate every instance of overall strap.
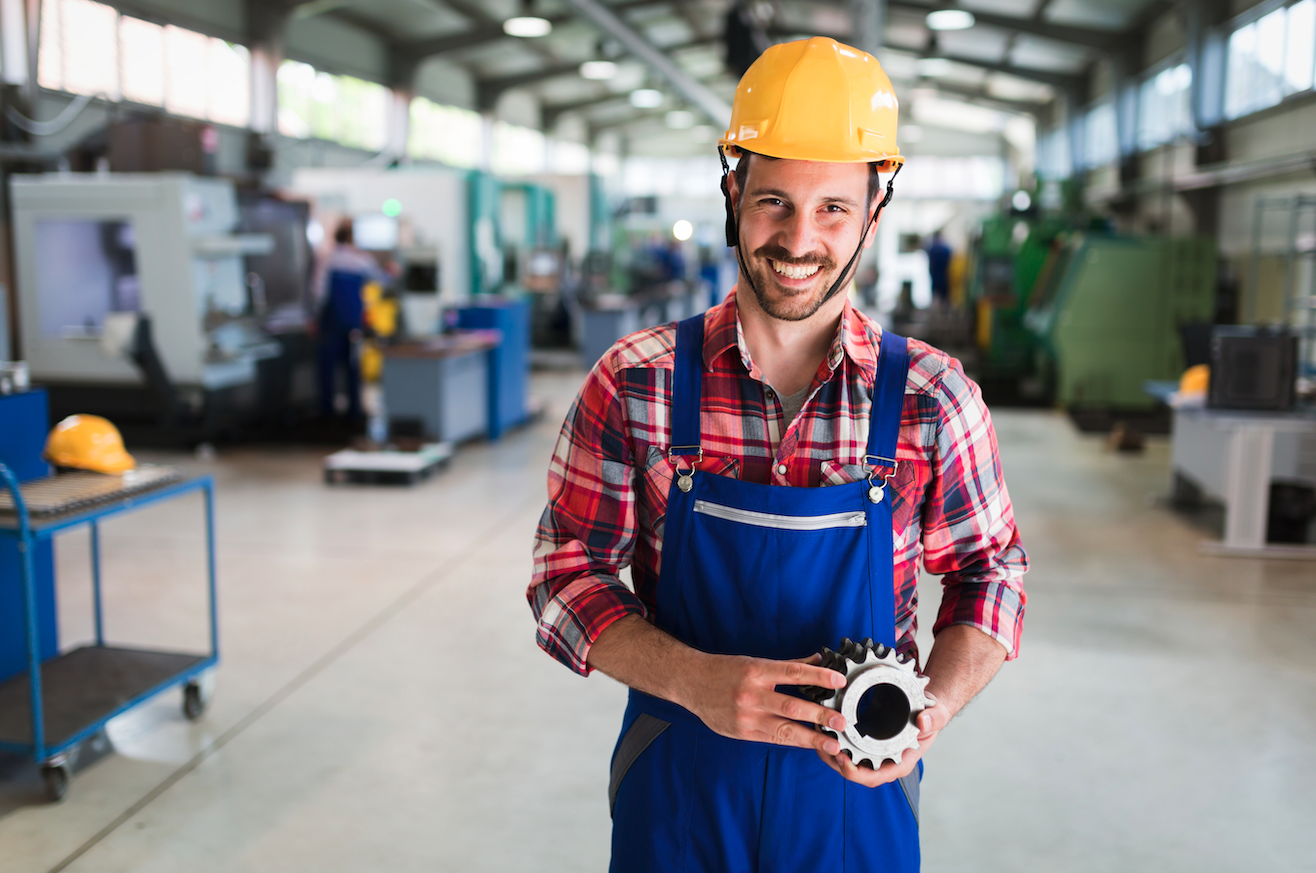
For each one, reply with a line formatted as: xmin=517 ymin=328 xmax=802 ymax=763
xmin=670 ymin=315 xmax=706 ymax=455
xmin=865 ymin=330 xmax=909 ymax=466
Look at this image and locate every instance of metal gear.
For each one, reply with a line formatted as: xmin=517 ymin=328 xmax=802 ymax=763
xmin=803 ymin=637 xmax=932 ymax=769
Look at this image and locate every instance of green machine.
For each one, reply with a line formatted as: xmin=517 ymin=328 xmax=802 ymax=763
xmin=1024 ymin=235 xmax=1216 ymax=409
xmin=969 ymin=214 xmax=1066 ymax=384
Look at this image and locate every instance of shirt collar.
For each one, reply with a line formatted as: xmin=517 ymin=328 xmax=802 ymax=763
xmin=702 ymin=292 xmax=881 ymax=385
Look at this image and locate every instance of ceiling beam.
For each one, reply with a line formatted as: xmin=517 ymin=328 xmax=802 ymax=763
xmin=473 ymin=35 xmax=722 ymax=106
xmin=886 ymin=0 xmax=1113 ymax=51
xmin=936 ymin=52 xmax=1082 ymax=90
xmin=924 ymin=81 xmax=1051 ymax=116
xmin=389 ymin=0 xmax=665 ymax=62
xmin=559 ymin=0 xmax=731 ymax=126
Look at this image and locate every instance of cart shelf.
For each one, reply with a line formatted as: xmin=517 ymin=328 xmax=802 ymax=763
xmin=0 ymin=465 xmax=218 ymax=801
xmin=0 ymin=645 xmax=212 ymax=754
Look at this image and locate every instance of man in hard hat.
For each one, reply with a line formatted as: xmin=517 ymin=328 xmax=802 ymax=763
xmin=529 ymin=37 xmax=1027 ymax=872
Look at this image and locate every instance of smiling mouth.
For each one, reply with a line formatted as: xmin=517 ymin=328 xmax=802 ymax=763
xmin=769 ymin=260 xmax=822 ymax=280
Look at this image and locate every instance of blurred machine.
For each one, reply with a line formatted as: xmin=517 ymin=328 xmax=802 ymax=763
xmin=969 ymin=214 xmax=1064 ymax=396
xmin=1025 ymin=235 xmax=1216 ymax=409
xmin=9 ymin=173 xmax=315 ymax=443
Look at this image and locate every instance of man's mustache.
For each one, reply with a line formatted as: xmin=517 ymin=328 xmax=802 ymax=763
xmin=752 ymin=244 xmax=836 ymax=271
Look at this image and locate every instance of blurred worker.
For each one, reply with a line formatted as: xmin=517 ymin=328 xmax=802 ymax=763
xmin=925 ymin=229 xmax=952 ymax=307
xmin=529 ymin=37 xmax=1027 ymax=872
xmin=312 ymin=219 xmax=389 ymax=421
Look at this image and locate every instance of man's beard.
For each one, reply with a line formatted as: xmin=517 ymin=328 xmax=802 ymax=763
xmin=743 ymin=243 xmax=844 ymax=322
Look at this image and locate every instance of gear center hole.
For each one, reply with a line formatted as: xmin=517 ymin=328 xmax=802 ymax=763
xmin=855 ymin=682 xmax=910 ymax=741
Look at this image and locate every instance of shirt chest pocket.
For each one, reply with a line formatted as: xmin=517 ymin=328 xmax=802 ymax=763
xmin=819 ymin=458 xmax=922 ymax=531
xmin=640 ymin=445 xmax=739 ymax=534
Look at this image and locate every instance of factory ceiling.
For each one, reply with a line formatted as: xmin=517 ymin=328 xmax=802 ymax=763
xmin=279 ymin=0 xmax=1172 ymax=143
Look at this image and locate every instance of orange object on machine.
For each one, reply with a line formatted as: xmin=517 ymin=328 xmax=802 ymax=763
xmin=44 ymin=414 xmax=136 ymax=474
xmin=1179 ymin=364 xmax=1210 ymax=396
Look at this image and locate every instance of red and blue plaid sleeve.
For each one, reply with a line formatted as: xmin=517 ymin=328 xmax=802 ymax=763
xmin=919 ymin=356 xmax=1028 ymax=659
xmin=529 ymin=355 xmax=648 ymax=675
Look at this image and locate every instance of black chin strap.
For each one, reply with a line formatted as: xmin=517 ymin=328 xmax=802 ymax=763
xmin=718 ymin=148 xmax=903 ymax=306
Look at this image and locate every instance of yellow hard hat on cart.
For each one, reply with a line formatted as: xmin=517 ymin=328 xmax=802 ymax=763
xmin=44 ymin=414 xmax=136 ymax=474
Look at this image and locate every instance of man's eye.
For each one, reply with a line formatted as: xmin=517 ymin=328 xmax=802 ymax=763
xmin=761 ymin=198 xmax=785 ymax=207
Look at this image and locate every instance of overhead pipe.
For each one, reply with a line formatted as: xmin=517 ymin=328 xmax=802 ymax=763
xmin=560 ymin=0 xmax=731 ymax=129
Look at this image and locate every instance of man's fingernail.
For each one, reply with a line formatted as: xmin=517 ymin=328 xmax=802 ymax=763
xmin=829 ymin=716 xmax=846 ymax=730
xmin=824 ymin=740 xmax=839 ymax=754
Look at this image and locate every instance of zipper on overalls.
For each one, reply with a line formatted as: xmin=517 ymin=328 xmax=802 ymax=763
xmin=693 ymin=501 xmax=867 ymax=530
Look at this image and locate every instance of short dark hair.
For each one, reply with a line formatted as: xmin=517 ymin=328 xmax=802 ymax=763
xmin=334 ymin=219 xmax=354 ymax=246
xmin=731 ymin=149 xmax=885 ymax=214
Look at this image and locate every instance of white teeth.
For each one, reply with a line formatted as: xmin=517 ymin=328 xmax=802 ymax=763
xmin=771 ymin=260 xmax=820 ymax=280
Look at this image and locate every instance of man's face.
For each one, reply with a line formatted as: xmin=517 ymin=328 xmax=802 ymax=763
xmin=727 ymin=156 xmax=877 ymax=323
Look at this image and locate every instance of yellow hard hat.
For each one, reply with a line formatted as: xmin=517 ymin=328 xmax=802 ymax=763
xmin=720 ymin=36 xmax=903 ymax=167
xmin=1179 ymin=364 xmax=1210 ymax=395
xmin=44 ymin=414 xmax=136 ymax=474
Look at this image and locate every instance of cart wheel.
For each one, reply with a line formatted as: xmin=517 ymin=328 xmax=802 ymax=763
xmin=182 ymin=681 xmax=207 ymax=721
xmin=41 ymin=764 xmax=69 ymax=803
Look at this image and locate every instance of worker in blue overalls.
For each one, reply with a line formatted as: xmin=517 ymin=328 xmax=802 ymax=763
xmin=313 ymin=220 xmax=389 ymax=421
xmin=530 ymin=37 xmax=1028 ymax=872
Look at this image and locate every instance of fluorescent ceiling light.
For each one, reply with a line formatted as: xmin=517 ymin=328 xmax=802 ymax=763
xmin=916 ymin=58 xmax=952 ymax=77
xmin=666 ymin=110 xmax=694 ymax=129
xmin=672 ymin=220 xmax=693 ymax=241
xmin=580 ymin=60 xmax=617 ymax=80
xmin=504 ymin=16 xmax=552 ymax=37
xmin=630 ymin=88 xmax=663 ymax=108
xmin=926 ymin=9 xmax=975 ymax=31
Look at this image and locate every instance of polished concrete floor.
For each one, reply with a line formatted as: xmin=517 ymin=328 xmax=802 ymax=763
xmin=1 ymin=368 xmax=1314 ymax=873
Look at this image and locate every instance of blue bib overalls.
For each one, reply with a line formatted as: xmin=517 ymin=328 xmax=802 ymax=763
xmin=608 ymin=314 xmax=919 ymax=873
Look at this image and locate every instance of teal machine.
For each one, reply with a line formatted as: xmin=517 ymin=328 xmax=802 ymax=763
xmin=466 ymin=172 xmax=557 ymax=297
xmin=1025 ymin=235 xmax=1216 ymax=409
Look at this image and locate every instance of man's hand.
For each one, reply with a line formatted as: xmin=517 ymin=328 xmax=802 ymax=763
xmin=588 ymin=617 xmax=852 ymax=758
xmin=681 ymin=653 xmax=853 ymax=756
xmin=813 ymin=691 xmax=949 ymax=787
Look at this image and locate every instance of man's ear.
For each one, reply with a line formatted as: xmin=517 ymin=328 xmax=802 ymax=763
xmin=724 ymin=168 xmax=742 ymax=210
xmin=862 ymin=207 xmax=881 ymax=250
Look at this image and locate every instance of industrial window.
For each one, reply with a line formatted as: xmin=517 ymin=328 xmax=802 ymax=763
xmin=1082 ymin=100 xmax=1118 ymax=167
xmin=1225 ymin=0 xmax=1316 ymax=119
xmin=277 ymin=60 xmax=388 ymax=152
xmin=37 ymin=0 xmax=250 ymax=127
xmin=891 ymin=156 xmax=1005 ymax=200
xmin=1036 ymin=126 xmax=1072 ymax=181
xmin=1137 ymin=63 xmax=1193 ymax=150
xmin=491 ymin=121 xmax=547 ymax=176
xmin=408 ymin=96 xmax=482 ymax=168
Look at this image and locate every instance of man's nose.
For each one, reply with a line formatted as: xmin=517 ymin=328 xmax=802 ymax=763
xmin=773 ymin=211 xmax=820 ymax=257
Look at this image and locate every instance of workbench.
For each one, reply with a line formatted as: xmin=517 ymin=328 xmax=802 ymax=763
xmin=1149 ymin=382 xmax=1316 ymax=558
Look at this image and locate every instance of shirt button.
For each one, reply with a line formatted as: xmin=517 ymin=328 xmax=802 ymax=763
xmin=777 ymin=464 xmax=788 ymax=475
xmin=765 ymin=388 xmax=775 ymax=399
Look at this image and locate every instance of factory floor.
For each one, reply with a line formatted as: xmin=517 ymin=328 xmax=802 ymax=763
xmin=2 ymin=367 xmax=1314 ymax=873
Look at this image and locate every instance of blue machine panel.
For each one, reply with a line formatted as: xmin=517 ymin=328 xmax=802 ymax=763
xmin=457 ymin=298 xmax=530 ymax=440
xmin=0 ymin=389 xmax=58 ymax=683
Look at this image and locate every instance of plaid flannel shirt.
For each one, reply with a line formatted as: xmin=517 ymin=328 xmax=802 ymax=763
xmin=529 ymin=294 xmax=1027 ymax=676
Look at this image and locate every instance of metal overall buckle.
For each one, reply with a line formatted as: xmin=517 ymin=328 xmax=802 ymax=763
xmin=864 ymin=455 xmax=899 ymax=504
xmin=668 ymin=446 xmax=702 ymax=493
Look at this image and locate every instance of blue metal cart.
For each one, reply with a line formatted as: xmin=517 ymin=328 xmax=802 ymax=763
xmin=0 ymin=464 xmax=218 ymax=802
